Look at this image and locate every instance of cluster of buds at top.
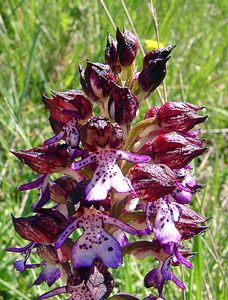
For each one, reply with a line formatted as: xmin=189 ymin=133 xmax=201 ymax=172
xmin=8 ymin=27 xmax=208 ymax=300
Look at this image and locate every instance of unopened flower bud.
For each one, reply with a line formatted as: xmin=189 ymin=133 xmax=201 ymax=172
xmin=138 ymin=57 xmax=169 ymax=94
xmin=80 ymin=116 xmax=123 ymax=151
xmin=105 ymin=33 xmax=122 ymax=74
xmin=137 ymin=45 xmax=175 ymax=99
xmin=11 ymin=143 xmax=72 ymax=174
xmin=80 ymin=61 xmax=115 ymax=101
xmin=129 ymin=163 xmax=180 ymax=201
xmin=156 ymin=101 xmax=208 ymax=133
xmin=139 ymin=132 xmax=206 ymax=169
xmin=108 ymin=83 xmax=139 ymax=125
xmin=116 ymin=27 xmax=138 ymax=66
xmin=143 ymin=45 xmax=175 ymax=67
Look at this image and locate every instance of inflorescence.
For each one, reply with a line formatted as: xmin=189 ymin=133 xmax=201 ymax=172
xmin=8 ymin=27 xmax=208 ymax=300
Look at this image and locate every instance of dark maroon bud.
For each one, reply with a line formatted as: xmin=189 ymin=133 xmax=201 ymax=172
xmin=49 ymin=176 xmax=78 ymax=204
xmin=138 ymin=45 xmax=175 ymax=95
xmin=144 ymin=105 xmax=161 ymax=119
xmin=138 ymin=132 xmax=206 ymax=169
xmin=42 ymin=90 xmax=92 ymax=124
xmin=11 ymin=143 xmax=72 ymax=174
xmin=108 ymin=83 xmax=139 ymax=125
xmin=143 ymin=45 xmax=175 ymax=68
xmin=129 ymin=163 xmax=180 ymax=201
xmin=138 ymin=57 xmax=169 ymax=94
xmin=12 ymin=209 xmax=67 ymax=244
xmin=105 ymin=33 xmax=122 ymax=74
xmin=80 ymin=116 xmax=123 ymax=151
xmin=80 ymin=61 xmax=116 ymax=101
xmin=116 ymin=27 xmax=138 ymax=66
xmin=157 ymin=101 xmax=208 ymax=133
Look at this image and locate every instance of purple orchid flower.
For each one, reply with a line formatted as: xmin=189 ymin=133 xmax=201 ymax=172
xmin=55 ymin=207 xmax=137 ymax=268
xmin=144 ymin=199 xmax=193 ymax=268
xmin=144 ymin=256 xmax=186 ymax=298
xmin=72 ymin=149 xmax=150 ymax=201
xmin=145 ymin=199 xmax=181 ymax=245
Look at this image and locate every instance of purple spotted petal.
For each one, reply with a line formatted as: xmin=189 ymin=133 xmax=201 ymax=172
xmin=72 ymin=154 xmax=96 ymax=170
xmin=72 ymin=149 xmax=150 ymax=201
xmin=37 ymin=286 xmax=67 ymax=300
xmin=169 ymin=202 xmax=182 ymax=222
xmin=18 ymin=175 xmax=47 ymax=191
xmin=72 ymin=230 xmax=122 ymax=269
xmin=65 ymin=119 xmax=80 ymax=148
xmin=85 ymin=163 xmax=134 ymax=201
xmin=152 ymin=200 xmax=181 ymax=245
xmin=32 ymin=263 xmax=61 ymax=287
xmin=56 ymin=208 xmax=136 ymax=268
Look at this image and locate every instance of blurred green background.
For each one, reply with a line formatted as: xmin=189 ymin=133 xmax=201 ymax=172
xmin=0 ymin=0 xmax=227 ymax=299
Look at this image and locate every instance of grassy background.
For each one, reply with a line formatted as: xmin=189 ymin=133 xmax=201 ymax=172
xmin=0 ymin=0 xmax=227 ymax=299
